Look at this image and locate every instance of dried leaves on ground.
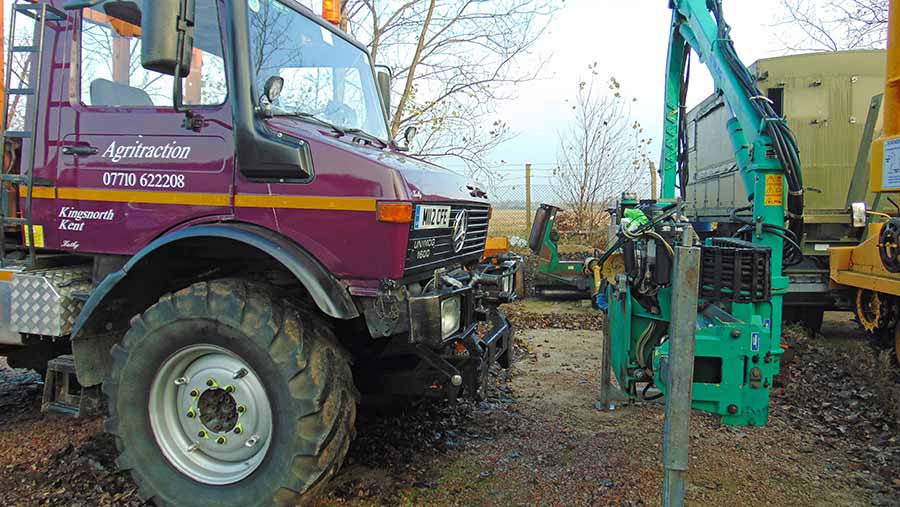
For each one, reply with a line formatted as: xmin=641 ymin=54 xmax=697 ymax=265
xmin=1 ymin=314 xmax=899 ymax=506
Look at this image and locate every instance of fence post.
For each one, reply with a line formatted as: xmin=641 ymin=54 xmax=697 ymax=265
xmin=661 ymin=228 xmax=700 ymax=507
xmin=525 ymin=163 xmax=532 ymax=234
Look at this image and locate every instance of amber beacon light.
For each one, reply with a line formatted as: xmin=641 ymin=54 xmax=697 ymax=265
xmin=323 ymin=0 xmax=342 ymax=25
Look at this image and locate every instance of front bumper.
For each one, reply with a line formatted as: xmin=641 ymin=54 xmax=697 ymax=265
xmin=405 ymin=260 xmax=517 ymax=398
xmin=407 ymin=256 xmax=519 ymax=347
xmin=356 ymin=258 xmax=518 ymax=400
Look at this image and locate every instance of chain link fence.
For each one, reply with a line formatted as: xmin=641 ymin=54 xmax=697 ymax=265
xmin=488 ymin=180 xmax=611 ymax=255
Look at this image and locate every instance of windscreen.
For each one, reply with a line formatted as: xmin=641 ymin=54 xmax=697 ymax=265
xmin=248 ymin=0 xmax=390 ymax=142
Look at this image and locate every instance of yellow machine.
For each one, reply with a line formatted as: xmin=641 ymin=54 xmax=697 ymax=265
xmin=830 ymin=0 xmax=900 ymax=361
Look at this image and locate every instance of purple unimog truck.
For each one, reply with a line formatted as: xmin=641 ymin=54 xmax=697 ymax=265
xmin=0 ymin=0 xmax=518 ymax=504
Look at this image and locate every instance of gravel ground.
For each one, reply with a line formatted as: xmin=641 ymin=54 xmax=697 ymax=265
xmin=0 ymin=309 xmax=897 ymax=506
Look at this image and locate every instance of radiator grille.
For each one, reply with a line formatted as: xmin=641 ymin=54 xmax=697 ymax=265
xmin=404 ymin=203 xmax=490 ymax=276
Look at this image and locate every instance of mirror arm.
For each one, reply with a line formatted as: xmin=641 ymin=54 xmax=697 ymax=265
xmin=257 ymin=96 xmax=274 ymax=119
xmin=172 ymin=0 xmax=203 ymax=131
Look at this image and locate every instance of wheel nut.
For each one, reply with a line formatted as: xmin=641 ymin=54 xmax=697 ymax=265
xmin=186 ymin=408 xmax=196 ymax=419
xmin=224 ymin=385 xmax=235 ymax=393
xmin=190 ymin=389 xmax=199 ymax=398
xmin=234 ymin=425 xmax=243 ymax=435
xmin=206 ymin=378 xmax=216 ymax=387
xmin=216 ymin=436 xmax=227 ymax=445
xmin=198 ymin=430 xmax=207 ymax=439
xmin=237 ymin=405 xmax=246 ymax=414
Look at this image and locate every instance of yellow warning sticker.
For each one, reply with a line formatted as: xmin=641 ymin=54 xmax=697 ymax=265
xmin=23 ymin=225 xmax=45 ymax=248
xmin=764 ymin=174 xmax=784 ymax=206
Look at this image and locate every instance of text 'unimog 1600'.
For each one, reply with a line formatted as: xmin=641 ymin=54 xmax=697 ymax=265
xmin=0 ymin=0 xmax=518 ymax=505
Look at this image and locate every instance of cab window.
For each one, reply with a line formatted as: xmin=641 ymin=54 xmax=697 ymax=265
xmin=79 ymin=0 xmax=227 ymax=107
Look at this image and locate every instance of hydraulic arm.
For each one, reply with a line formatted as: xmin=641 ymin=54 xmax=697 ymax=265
xmin=600 ymin=0 xmax=804 ymax=426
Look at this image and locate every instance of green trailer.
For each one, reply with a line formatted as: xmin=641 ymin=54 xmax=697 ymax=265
xmin=686 ymin=50 xmax=887 ymax=330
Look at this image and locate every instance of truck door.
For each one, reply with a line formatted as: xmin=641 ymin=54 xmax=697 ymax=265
xmin=45 ymin=0 xmax=232 ymax=254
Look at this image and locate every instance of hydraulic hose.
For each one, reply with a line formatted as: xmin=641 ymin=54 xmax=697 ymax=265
xmin=710 ymin=1 xmax=805 ymax=222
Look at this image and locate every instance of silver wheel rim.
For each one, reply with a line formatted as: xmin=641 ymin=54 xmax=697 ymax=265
xmin=149 ymin=344 xmax=273 ymax=485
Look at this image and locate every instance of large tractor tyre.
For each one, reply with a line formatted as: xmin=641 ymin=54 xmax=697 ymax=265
xmin=104 ymin=279 xmax=358 ymax=507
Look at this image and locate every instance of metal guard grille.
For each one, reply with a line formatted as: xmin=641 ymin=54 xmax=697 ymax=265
xmin=700 ymin=238 xmax=771 ymax=304
xmin=404 ymin=203 xmax=490 ymax=276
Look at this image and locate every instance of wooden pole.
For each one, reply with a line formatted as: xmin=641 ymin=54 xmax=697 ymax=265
xmin=112 ymin=35 xmax=130 ymax=85
xmin=525 ymin=163 xmax=532 ymax=234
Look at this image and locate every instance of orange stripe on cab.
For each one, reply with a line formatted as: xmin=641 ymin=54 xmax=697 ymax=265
xmin=24 ymin=187 xmax=378 ymax=212
xmin=234 ymin=194 xmax=377 ymax=212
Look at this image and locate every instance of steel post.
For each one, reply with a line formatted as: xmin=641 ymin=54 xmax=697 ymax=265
xmin=595 ymin=313 xmax=615 ymax=411
xmin=597 ymin=274 xmax=628 ymax=411
xmin=661 ymin=231 xmax=700 ymax=507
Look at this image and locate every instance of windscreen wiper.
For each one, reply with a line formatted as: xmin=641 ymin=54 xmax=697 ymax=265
xmin=273 ymin=113 xmax=388 ymax=149
xmin=344 ymin=128 xmax=389 ymax=149
xmin=275 ymin=112 xmax=346 ymax=136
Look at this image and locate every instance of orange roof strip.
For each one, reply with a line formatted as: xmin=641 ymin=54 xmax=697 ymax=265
xmin=82 ymin=8 xmax=142 ymax=37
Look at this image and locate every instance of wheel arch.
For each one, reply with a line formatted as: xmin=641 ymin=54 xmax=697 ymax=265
xmin=72 ymin=223 xmax=359 ymax=386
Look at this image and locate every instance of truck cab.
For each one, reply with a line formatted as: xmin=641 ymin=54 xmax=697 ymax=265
xmin=0 ymin=1 xmax=517 ymax=504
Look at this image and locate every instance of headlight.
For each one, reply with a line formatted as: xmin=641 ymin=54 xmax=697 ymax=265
xmin=440 ymin=296 xmax=461 ymax=339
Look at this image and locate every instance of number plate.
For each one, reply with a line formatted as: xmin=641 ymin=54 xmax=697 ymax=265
xmin=414 ymin=205 xmax=451 ymax=230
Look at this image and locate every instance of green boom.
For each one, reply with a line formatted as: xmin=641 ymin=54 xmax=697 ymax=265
xmin=605 ymin=0 xmax=801 ymax=426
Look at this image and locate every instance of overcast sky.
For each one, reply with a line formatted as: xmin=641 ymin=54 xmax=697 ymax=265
xmin=471 ymin=0 xmax=802 ymax=182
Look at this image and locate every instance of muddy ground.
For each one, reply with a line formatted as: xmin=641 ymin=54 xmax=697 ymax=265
xmin=0 ymin=305 xmax=898 ymax=506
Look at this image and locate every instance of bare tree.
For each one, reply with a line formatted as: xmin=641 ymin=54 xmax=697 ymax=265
xmin=553 ymin=66 xmax=652 ymax=233
xmin=341 ymin=0 xmax=559 ymax=182
xmin=778 ymin=0 xmax=889 ymax=51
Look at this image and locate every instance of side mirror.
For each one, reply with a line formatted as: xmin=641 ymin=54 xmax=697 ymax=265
xmin=851 ymin=202 xmax=868 ymax=228
xmin=141 ymin=0 xmax=195 ymax=78
xmin=404 ymin=125 xmax=418 ymax=146
xmin=374 ymin=65 xmax=392 ymax=115
xmin=264 ymin=76 xmax=284 ymax=103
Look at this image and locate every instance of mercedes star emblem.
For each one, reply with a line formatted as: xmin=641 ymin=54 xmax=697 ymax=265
xmin=452 ymin=210 xmax=468 ymax=253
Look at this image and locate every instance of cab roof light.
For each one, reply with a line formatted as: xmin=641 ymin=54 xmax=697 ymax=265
xmin=377 ymin=202 xmax=413 ymax=224
xmin=322 ymin=0 xmax=341 ymax=25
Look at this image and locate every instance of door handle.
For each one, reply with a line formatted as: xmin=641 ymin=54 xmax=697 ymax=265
xmin=62 ymin=145 xmax=99 ymax=156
